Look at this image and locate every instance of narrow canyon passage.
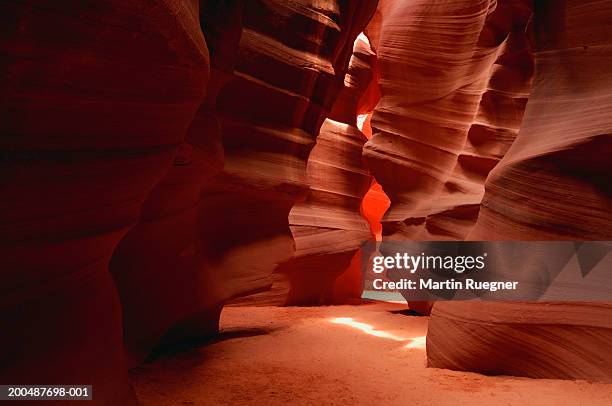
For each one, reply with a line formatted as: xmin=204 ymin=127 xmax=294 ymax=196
xmin=132 ymin=303 xmax=612 ymax=406
xmin=2 ymin=0 xmax=612 ymax=404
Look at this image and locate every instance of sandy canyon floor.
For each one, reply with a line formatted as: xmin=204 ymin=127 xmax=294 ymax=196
xmin=131 ymin=302 xmax=612 ymax=405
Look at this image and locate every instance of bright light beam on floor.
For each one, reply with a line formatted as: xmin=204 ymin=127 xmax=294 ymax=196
xmin=330 ymin=317 xmax=426 ymax=349
xmin=404 ymin=335 xmax=426 ymax=349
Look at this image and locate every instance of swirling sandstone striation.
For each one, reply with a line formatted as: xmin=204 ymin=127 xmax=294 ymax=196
xmin=0 ymin=0 xmax=208 ymax=403
xmin=429 ymin=0 xmax=612 ymax=382
xmin=281 ymin=35 xmax=379 ymax=305
xmin=417 ymin=3 xmax=534 ymax=240
xmin=110 ymin=0 xmax=379 ymax=357
xmin=229 ymin=33 xmax=380 ymax=306
xmin=469 ymin=1 xmax=612 ymax=241
xmin=362 ymin=0 xmax=533 ymax=316
xmin=109 ymin=7 xmax=228 ymax=366
xmin=363 ymin=0 xmax=532 ymax=241
xmin=109 ymin=105 xmax=223 ymax=364
xmin=198 ymin=1 xmax=378 ymax=307
xmin=428 ymin=302 xmax=612 ymax=382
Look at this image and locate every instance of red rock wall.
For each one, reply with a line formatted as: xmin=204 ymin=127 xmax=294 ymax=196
xmin=279 ymin=35 xmax=378 ymax=305
xmin=0 ymin=0 xmax=209 ymax=403
xmin=1 ymin=0 xmax=380 ymax=399
xmin=362 ymin=0 xmax=534 ymax=315
xmin=199 ymin=1 xmax=378 ymax=307
xmin=109 ymin=0 xmax=378 ymax=359
xmin=363 ymin=0 xmax=532 ymax=241
xmin=469 ymin=1 xmax=612 ymax=241
xmin=228 ymin=33 xmax=380 ymax=306
xmin=109 ymin=5 xmax=230 ymax=368
xmin=428 ymin=0 xmax=612 ymax=382
xmin=109 ymin=104 xmax=224 ymax=365
xmin=416 ymin=6 xmax=534 ymax=240
xmin=360 ymin=112 xmax=391 ymax=243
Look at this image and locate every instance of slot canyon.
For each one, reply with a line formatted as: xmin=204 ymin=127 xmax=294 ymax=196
xmin=1 ymin=0 xmax=611 ymax=405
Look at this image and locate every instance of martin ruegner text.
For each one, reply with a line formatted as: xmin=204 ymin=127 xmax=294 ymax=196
xmin=372 ymin=278 xmax=519 ymax=292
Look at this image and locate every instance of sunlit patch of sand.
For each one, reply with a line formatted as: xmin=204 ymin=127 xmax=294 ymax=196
xmin=132 ymin=302 xmax=612 ymax=405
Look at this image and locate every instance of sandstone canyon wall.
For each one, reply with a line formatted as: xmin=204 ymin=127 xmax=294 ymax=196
xmin=0 ymin=1 xmax=209 ymax=403
xmin=363 ymin=0 xmax=533 ymax=241
xmin=1 ymin=0 xmax=379 ymax=402
xmin=197 ymin=2 xmax=377 ymax=308
xmin=279 ymin=34 xmax=379 ymax=305
xmin=229 ymin=32 xmax=381 ymax=306
xmin=362 ymin=0 xmax=534 ymax=314
xmin=428 ymin=0 xmax=612 ymax=382
xmin=111 ymin=0 xmax=377 ymax=357
xmin=3 ymin=0 xmax=612 ymax=397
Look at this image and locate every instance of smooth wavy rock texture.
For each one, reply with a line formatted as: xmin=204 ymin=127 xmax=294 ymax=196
xmin=469 ymin=0 xmax=612 ymax=241
xmin=429 ymin=0 xmax=612 ymax=382
xmin=281 ymin=34 xmax=379 ymax=305
xmin=109 ymin=7 xmax=226 ymax=366
xmin=363 ymin=0 xmax=533 ymax=241
xmin=197 ymin=1 xmax=378 ymax=308
xmin=0 ymin=0 xmax=209 ymax=403
xmin=109 ymin=106 xmax=224 ymax=365
xmin=110 ymin=0 xmax=378 ymax=360
xmin=428 ymin=302 xmax=612 ymax=382
xmin=362 ymin=0 xmax=533 ymax=316
xmin=416 ymin=2 xmax=534 ymax=240
xmin=230 ymin=33 xmax=380 ymax=306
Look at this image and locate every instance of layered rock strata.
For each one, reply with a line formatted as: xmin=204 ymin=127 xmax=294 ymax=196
xmin=362 ymin=0 xmax=534 ymax=316
xmin=280 ymin=35 xmax=379 ymax=305
xmin=428 ymin=302 xmax=612 ymax=382
xmin=363 ymin=0 xmax=533 ymax=241
xmin=229 ymin=32 xmax=380 ymax=306
xmin=415 ymin=4 xmax=534 ymax=240
xmin=111 ymin=0 xmax=379 ymax=359
xmin=429 ymin=0 xmax=612 ymax=382
xmin=0 ymin=1 xmax=209 ymax=403
xmin=1 ymin=0 xmax=380 ymax=398
xmin=199 ymin=1 xmax=378 ymax=307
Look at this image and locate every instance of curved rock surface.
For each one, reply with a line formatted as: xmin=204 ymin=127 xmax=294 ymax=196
xmin=428 ymin=302 xmax=612 ymax=382
xmin=4 ymin=0 xmax=612 ymax=395
xmin=109 ymin=0 xmax=378 ymax=359
xmin=363 ymin=0 xmax=533 ymax=316
xmin=363 ymin=0 xmax=532 ymax=241
xmin=417 ymin=8 xmax=534 ymax=240
xmin=198 ymin=2 xmax=377 ymax=308
xmin=230 ymin=33 xmax=380 ymax=306
xmin=281 ymin=35 xmax=379 ymax=305
xmin=109 ymin=107 xmax=223 ymax=365
xmin=469 ymin=0 xmax=612 ymax=241
xmin=1 ymin=0 xmax=380 ymax=397
xmin=429 ymin=0 xmax=612 ymax=382
xmin=0 ymin=0 xmax=208 ymax=403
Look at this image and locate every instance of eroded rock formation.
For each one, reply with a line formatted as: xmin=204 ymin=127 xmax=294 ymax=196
xmin=363 ymin=0 xmax=533 ymax=241
xmin=279 ymin=35 xmax=379 ymax=305
xmin=109 ymin=0 xmax=378 ymax=360
xmin=197 ymin=2 xmax=377 ymax=308
xmin=0 ymin=1 xmax=209 ymax=402
xmin=1 ymin=0 xmax=379 ymax=399
xmin=109 ymin=100 xmax=224 ymax=365
xmin=428 ymin=0 xmax=612 ymax=382
xmin=428 ymin=301 xmax=612 ymax=382
xmin=229 ymin=32 xmax=381 ymax=306
xmin=3 ymin=0 xmax=612 ymax=396
xmin=362 ymin=0 xmax=535 ymax=316
xmin=416 ymin=8 xmax=534 ymax=240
